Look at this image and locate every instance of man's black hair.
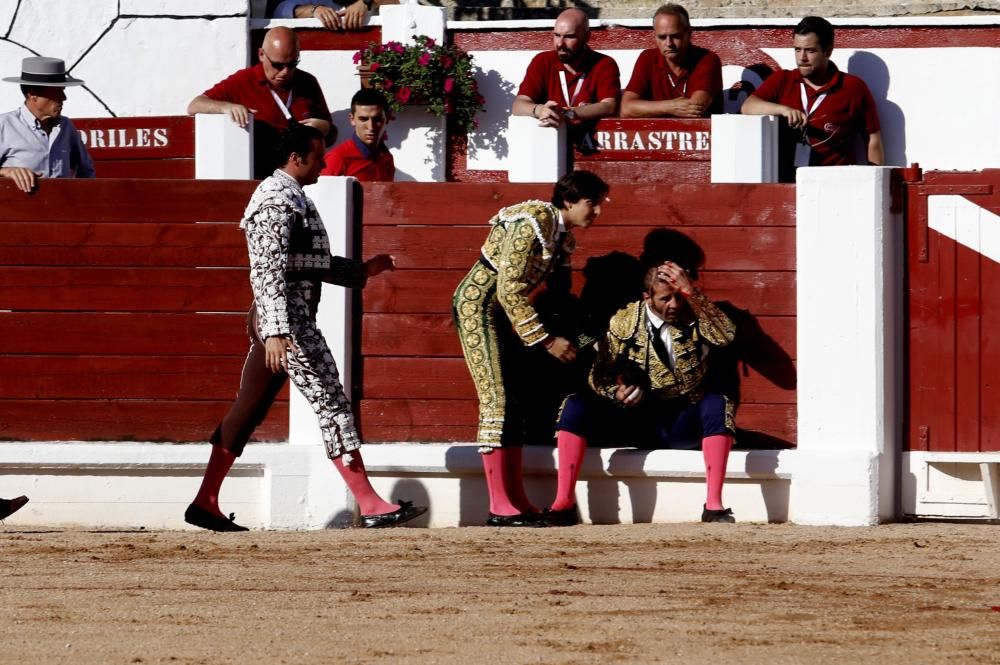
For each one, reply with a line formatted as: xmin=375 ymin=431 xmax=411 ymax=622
xmin=274 ymin=122 xmax=325 ymax=167
xmin=794 ymin=16 xmax=834 ymax=52
xmin=351 ymin=88 xmax=391 ymax=114
xmin=654 ymin=3 xmax=691 ymax=32
xmin=640 ymin=228 xmax=705 ymax=280
xmin=551 ymin=170 xmax=609 ymax=209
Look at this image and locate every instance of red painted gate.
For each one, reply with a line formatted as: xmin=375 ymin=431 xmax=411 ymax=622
xmin=904 ymin=168 xmax=1000 ymax=452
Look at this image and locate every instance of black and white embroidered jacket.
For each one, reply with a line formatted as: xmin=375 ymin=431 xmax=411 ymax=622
xmin=240 ymin=169 xmax=366 ymax=338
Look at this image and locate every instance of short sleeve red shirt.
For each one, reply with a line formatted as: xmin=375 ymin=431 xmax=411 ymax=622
xmin=751 ymin=65 xmax=881 ymax=166
xmin=202 ymin=64 xmax=331 ymax=131
xmin=321 ymin=135 xmax=395 ymax=182
xmin=624 ymin=46 xmax=723 ymax=115
xmin=517 ymin=49 xmax=621 ymax=107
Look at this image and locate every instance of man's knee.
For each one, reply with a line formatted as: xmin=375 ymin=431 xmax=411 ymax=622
xmin=555 ymin=392 xmax=591 ymax=435
xmin=698 ymin=393 xmax=733 ymax=437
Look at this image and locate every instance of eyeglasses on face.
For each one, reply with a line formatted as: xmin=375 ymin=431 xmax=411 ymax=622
xmin=263 ymin=52 xmax=300 ymax=71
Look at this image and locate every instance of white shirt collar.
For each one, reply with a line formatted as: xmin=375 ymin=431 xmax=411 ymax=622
xmin=556 ymin=210 xmax=567 ymax=234
xmin=645 ymin=303 xmax=665 ymax=330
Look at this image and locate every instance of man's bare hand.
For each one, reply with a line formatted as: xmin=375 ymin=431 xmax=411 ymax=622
xmin=265 ymin=335 xmax=299 ymax=373
xmin=364 ymin=254 xmax=396 ymax=279
xmin=545 ymin=336 xmax=577 ymax=363
xmin=536 ymin=101 xmax=565 ymax=128
xmin=657 ymin=261 xmax=695 ymax=296
xmin=341 ymin=0 xmax=367 ymax=29
xmin=0 ymin=166 xmax=39 ymax=193
xmin=668 ymin=98 xmax=708 ymax=118
xmin=224 ymin=102 xmax=256 ymax=128
xmin=777 ymin=104 xmax=807 ymax=129
xmin=314 ymin=4 xmax=344 ymax=29
xmin=614 ymin=376 xmax=644 ymax=406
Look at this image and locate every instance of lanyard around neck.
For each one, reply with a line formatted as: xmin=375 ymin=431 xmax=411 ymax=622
xmin=269 ymin=88 xmax=294 ymax=120
xmin=798 ymin=82 xmax=827 ymax=119
xmin=558 ymin=69 xmax=585 ymax=107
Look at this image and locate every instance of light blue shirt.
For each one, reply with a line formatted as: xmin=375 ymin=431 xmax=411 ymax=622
xmin=0 ymin=105 xmax=95 ymax=178
xmin=272 ymin=0 xmax=340 ymax=18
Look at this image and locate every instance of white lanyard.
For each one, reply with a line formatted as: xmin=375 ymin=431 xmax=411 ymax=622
xmin=558 ymin=70 xmax=585 ymax=107
xmin=666 ymin=73 xmax=687 ymax=97
xmin=794 ymin=82 xmax=828 ymax=167
xmin=269 ymin=88 xmax=294 ymax=120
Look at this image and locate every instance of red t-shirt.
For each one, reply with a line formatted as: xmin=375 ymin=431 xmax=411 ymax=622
xmin=321 ymin=135 xmax=395 ymax=182
xmin=751 ymin=64 xmax=881 ymax=166
xmin=517 ymin=49 xmax=621 ymax=107
xmin=624 ymin=46 xmax=723 ymax=115
xmin=202 ymin=63 xmax=330 ymax=131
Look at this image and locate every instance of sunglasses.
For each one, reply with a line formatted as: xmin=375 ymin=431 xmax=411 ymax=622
xmin=263 ymin=52 xmax=300 ymax=71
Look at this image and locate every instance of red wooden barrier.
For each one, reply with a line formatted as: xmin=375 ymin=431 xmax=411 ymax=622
xmin=905 ymin=168 xmax=1000 ymax=453
xmin=73 ymin=116 xmax=196 ymax=179
xmin=572 ymin=118 xmax=711 ymax=184
xmin=0 ymin=178 xmax=284 ymax=442
xmin=357 ymin=181 xmax=798 ymax=447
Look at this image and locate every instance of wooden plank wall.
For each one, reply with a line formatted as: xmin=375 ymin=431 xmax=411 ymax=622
xmin=0 ymin=178 xmax=284 ymax=442
xmin=74 ymin=116 xmax=196 ymax=179
xmin=358 ymin=181 xmax=798 ymax=447
xmin=906 ymin=169 xmax=1000 ymax=452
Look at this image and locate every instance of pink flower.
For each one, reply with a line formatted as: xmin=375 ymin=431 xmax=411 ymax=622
xmin=425 ymin=37 xmax=436 ymax=47
xmin=440 ymin=55 xmax=453 ymax=69
xmin=352 ymin=51 xmax=362 ymax=64
xmin=370 ymin=62 xmax=380 ymax=72
xmin=443 ymin=77 xmax=454 ymax=93
xmin=396 ymin=86 xmax=412 ymax=104
xmin=419 ymin=52 xmax=432 ymax=67
xmin=382 ymin=78 xmax=394 ymax=90
xmin=388 ymin=41 xmax=404 ymax=54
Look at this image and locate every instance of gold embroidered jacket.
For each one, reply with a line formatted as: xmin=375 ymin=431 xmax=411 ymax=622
xmin=480 ymin=200 xmax=574 ymax=346
xmin=589 ymin=291 xmax=736 ymax=403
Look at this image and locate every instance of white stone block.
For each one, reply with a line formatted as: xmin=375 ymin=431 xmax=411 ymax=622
xmin=194 ymin=113 xmax=253 ymax=179
xmin=379 ymin=1 xmax=445 ymax=45
xmin=506 ymin=115 xmax=566 ymax=183
xmin=710 ymin=113 xmax=778 ymax=183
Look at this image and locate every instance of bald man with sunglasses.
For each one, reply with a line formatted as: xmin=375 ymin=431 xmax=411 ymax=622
xmin=188 ymin=26 xmax=332 ymax=178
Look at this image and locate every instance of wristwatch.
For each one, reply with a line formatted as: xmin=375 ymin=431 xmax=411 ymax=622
xmin=564 ymin=108 xmax=577 ymax=121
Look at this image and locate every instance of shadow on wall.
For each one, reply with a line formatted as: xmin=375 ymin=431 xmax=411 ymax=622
xmin=848 ymin=51 xmax=906 ymax=167
xmin=468 ymin=68 xmax=516 ymax=161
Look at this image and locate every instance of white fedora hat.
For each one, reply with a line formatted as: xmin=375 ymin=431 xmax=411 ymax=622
xmin=3 ymin=56 xmax=85 ymax=87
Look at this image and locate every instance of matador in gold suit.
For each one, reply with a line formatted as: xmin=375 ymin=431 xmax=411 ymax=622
xmin=452 ymin=171 xmax=610 ymax=526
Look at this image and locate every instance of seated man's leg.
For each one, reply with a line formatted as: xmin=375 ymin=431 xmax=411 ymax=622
xmin=697 ymin=393 xmax=736 ymax=519
xmin=549 ymin=392 xmax=619 ymax=518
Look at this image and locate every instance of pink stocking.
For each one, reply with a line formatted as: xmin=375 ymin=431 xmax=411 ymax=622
xmin=193 ymin=445 xmax=237 ymax=517
xmin=702 ymin=434 xmax=733 ymax=511
xmin=332 ymin=451 xmax=398 ymax=516
xmin=551 ymin=431 xmax=587 ymax=511
xmin=482 ymin=449 xmax=520 ymax=516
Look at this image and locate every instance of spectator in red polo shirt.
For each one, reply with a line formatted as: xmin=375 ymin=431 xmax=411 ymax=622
xmin=321 ymin=88 xmax=394 ymax=181
xmin=511 ymin=8 xmax=620 ymax=129
xmin=621 ymin=4 xmax=722 ymax=119
xmin=187 ymin=26 xmax=332 ymax=179
xmin=741 ymin=16 xmax=884 ymax=178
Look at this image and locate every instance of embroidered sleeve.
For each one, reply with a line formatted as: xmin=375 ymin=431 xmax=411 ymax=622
xmin=496 ymin=219 xmax=549 ymax=346
xmin=687 ymin=289 xmax=736 ymax=347
xmin=588 ymin=329 xmax=626 ymax=402
xmin=321 ymin=256 xmax=367 ymax=289
xmin=245 ymin=202 xmax=292 ymax=338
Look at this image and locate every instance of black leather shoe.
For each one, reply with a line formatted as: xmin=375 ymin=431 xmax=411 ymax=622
xmin=184 ymin=504 xmax=249 ymax=532
xmin=485 ymin=511 xmax=544 ymax=527
xmin=359 ymin=500 xmax=427 ymax=528
xmin=542 ymin=506 xmax=581 ymax=527
xmin=701 ymin=505 xmax=736 ymax=523
xmin=0 ymin=495 xmax=28 ymax=521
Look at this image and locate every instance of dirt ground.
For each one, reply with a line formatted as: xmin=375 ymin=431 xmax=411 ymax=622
xmin=2 ymin=522 xmax=999 ymax=665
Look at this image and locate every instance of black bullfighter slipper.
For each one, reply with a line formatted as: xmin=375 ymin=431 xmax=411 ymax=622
xmin=359 ymin=500 xmax=428 ymax=528
xmin=0 ymin=495 xmax=28 ymax=521
xmin=485 ymin=511 xmax=544 ymax=528
xmin=542 ymin=506 xmax=581 ymax=527
xmin=184 ymin=503 xmax=250 ymax=532
xmin=701 ymin=505 xmax=736 ymax=523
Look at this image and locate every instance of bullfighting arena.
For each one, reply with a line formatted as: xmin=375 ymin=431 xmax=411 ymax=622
xmin=3 ymin=522 xmax=999 ymax=664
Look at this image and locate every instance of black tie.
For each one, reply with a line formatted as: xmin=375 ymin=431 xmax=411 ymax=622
xmin=650 ymin=322 xmax=671 ymax=368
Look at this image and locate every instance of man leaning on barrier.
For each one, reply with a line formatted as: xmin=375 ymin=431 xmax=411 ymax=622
xmin=0 ymin=57 xmax=95 ymax=193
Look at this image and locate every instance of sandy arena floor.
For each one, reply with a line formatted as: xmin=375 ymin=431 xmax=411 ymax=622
xmin=2 ymin=522 xmax=999 ymax=665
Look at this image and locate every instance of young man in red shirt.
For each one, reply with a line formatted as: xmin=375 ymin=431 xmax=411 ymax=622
xmin=187 ymin=27 xmax=332 ymax=178
xmin=511 ymin=8 xmax=620 ymax=129
xmin=621 ymin=4 xmax=722 ymax=118
xmin=742 ymin=16 xmax=884 ymax=179
xmin=321 ymin=88 xmax=394 ymax=181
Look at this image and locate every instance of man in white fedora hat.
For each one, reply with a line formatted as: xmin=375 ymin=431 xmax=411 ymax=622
xmin=0 ymin=56 xmax=95 ymax=192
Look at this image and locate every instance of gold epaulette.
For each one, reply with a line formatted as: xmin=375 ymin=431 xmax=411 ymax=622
xmin=492 ymin=200 xmax=560 ymax=260
xmin=608 ymin=301 xmax=642 ymax=340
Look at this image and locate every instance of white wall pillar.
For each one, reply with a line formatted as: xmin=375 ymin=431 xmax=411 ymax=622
xmin=194 ymin=113 xmax=253 ymax=179
xmin=709 ymin=114 xmax=778 ymax=183
xmin=379 ymin=0 xmax=445 ymax=45
xmin=790 ymin=166 xmax=901 ymax=525
xmin=506 ymin=116 xmax=566 ymax=183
